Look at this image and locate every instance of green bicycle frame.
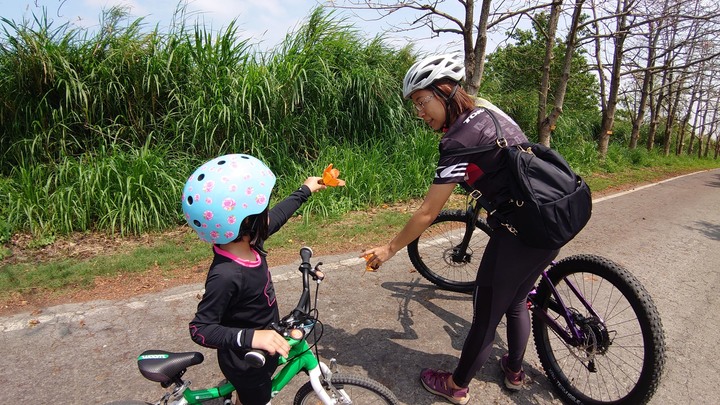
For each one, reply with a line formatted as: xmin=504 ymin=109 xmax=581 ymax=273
xmin=181 ymin=338 xmax=317 ymax=405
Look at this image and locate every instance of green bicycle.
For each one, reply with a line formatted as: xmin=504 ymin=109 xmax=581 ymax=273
xmin=105 ymin=247 xmax=399 ymax=405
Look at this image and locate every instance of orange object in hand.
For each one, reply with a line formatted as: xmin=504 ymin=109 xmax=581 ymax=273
xmin=320 ymin=164 xmax=346 ymax=187
xmin=363 ymin=254 xmax=379 ymax=272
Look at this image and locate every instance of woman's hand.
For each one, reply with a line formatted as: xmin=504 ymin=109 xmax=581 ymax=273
xmin=360 ymin=244 xmax=397 ymax=270
xmin=359 ymin=183 xmax=456 ymax=271
xmin=304 ymin=176 xmax=326 ymax=193
xmin=252 ymin=330 xmax=290 ymax=357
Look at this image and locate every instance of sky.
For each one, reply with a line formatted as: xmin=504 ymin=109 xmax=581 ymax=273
xmin=4 ymin=0 xmax=466 ymax=54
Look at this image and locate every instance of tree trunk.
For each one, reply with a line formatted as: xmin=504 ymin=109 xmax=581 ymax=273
xmin=646 ymin=87 xmax=661 ymax=151
xmin=537 ymin=0 xmax=584 ymax=147
xmin=598 ymin=0 xmax=630 ymax=159
xmin=465 ymin=0 xmax=489 ymax=96
xmin=537 ymin=0 xmax=562 ymax=146
xmin=676 ymin=88 xmax=698 ymax=155
xmin=662 ymin=72 xmax=680 ymax=156
xmin=630 ymin=21 xmax=658 ymax=149
xmin=705 ymin=103 xmax=719 ymax=158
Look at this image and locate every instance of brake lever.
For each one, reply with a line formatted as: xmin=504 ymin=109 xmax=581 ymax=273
xmin=310 ymin=262 xmax=325 ymax=281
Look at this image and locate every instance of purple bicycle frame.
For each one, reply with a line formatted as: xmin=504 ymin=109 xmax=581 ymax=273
xmin=527 ymin=265 xmax=605 ymax=346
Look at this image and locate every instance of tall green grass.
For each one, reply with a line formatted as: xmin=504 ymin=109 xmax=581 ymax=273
xmin=0 ymin=7 xmax=428 ymax=240
xmin=0 ymin=6 xmax=716 ymax=245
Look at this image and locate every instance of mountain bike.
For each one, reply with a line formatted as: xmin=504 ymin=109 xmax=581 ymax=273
xmin=407 ymin=195 xmax=666 ymax=404
xmin=105 ymin=247 xmax=399 ymax=405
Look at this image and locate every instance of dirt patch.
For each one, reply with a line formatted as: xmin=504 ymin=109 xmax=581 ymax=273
xmin=0 ymin=199 xmax=427 ymax=316
xmin=0 ymin=175 xmax=676 ymax=317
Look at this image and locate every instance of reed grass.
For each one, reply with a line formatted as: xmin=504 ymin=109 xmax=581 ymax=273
xmin=0 ymin=6 xmax=716 ymax=244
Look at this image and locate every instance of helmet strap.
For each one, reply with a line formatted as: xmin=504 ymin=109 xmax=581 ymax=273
xmin=430 ymin=83 xmax=460 ymax=130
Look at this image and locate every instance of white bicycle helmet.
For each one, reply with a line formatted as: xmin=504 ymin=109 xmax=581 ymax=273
xmin=402 ymin=53 xmax=465 ymax=99
xmin=182 ymin=154 xmax=276 ymax=244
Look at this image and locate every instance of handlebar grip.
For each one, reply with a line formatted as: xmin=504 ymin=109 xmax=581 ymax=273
xmin=300 ymin=246 xmax=313 ymax=264
xmin=244 ymin=350 xmax=266 ymax=368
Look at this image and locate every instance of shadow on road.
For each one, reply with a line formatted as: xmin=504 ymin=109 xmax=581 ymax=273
xmin=311 ymin=277 xmax=563 ymax=404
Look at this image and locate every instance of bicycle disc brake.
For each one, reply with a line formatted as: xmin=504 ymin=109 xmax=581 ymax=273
xmin=568 ymin=310 xmax=613 ymax=372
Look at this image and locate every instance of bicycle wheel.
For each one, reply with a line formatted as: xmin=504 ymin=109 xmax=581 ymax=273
xmin=103 ymin=402 xmax=151 ymax=405
xmin=293 ymin=373 xmax=399 ymax=405
xmin=531 ymin=255 xmax=666 ymax=404
xmin=407 ymin=209 xmax=491 ymax=293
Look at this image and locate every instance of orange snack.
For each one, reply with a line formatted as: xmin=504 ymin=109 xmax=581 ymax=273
xmin=320 ymin=164 xmax=346 ymax=187
xmin=363 ymin=254 xmax=378 ymax=272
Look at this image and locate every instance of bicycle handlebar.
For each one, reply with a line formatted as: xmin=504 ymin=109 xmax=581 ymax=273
xmin=245 ymin=247 xmax=324 ymax=368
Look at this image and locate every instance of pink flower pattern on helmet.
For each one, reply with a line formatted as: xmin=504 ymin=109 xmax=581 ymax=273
xmin=203 ymin=180 xmax=215 ymax=193
xmin=222 ymin=198 xmax=236 ymax=211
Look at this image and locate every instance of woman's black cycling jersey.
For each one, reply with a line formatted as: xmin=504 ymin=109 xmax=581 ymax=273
xmin=434 ymin=107 xmax=528 ymax=209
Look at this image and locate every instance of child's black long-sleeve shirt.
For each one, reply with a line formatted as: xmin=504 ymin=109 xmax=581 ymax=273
xmin=188 ymin=185 xmax=312 ymax=353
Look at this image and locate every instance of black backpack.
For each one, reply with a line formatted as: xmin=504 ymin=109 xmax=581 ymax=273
xmin=444 ymin=110 xmax=592 ymax=250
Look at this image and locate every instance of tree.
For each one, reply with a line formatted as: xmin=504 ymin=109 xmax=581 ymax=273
xmin=483 ymin=12 xmax=598 ymax=140
xmin=592 ymin=0 xmax=638 ymax=158
xmin=536 ymin=0 xmax=588 ymax=146
xmin=327 ymin=0 xmax=554 ymax=94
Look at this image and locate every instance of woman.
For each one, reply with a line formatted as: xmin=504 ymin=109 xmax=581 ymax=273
xmin=362 ymin=53 xmax=560 ymax=405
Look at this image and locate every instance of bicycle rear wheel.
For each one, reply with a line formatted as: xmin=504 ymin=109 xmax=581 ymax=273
xmin=531 ymin=255 xmax=666 ymax=404
xmin=407 ymin=209 xmax=491 ymax=293
xmin=293 ymin=373 xmax=399 ymax=404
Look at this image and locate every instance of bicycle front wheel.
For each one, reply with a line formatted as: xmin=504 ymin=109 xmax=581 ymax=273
xmin=293 ymin=373 xmax=399 ymax=405
xmin=531 ymin=255 xmax=666 ymax=404
xmin=407 ymin=209 xmax=491 ymax=293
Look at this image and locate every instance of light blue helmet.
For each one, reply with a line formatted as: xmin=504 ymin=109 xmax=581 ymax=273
xmin=182 ymin=154 xmax=276 ymax=244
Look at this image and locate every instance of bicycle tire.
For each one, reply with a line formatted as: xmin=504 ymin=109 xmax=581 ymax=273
xmin=531 ymin=254 xmax=666 ymax=404
xmin=407 ymin=209 xmax=491 ymax=293
xmin=103 ymin=401 xmax=152 ymax=405
xmin=293 ymin=373 xmax=399 ymax=405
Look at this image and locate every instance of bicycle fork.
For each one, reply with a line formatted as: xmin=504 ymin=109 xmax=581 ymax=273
xmin=309 ymin=359 xmax=347 ymax=405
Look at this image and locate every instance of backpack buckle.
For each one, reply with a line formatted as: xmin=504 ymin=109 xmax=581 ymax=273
xmin=496 ymin=137 xmax=508 ymax=148
xmin=502 ymin=222 xmax=518 ymax=235
xmin=469 ymin=189 xmax=483 ymax=201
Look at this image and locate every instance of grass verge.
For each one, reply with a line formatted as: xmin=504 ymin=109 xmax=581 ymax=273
xmin=0 ymin=163 xmax=717 ymax=315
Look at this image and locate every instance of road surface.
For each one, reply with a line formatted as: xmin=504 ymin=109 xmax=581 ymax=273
xmin=1 ymin=168 xmax=718 ymax=404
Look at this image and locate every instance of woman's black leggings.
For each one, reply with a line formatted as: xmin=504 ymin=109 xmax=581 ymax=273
xmin=452 ymin=228 xmax=559 ymax=387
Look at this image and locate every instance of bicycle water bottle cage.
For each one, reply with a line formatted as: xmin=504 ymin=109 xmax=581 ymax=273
xmin=137 ymin=350 xmax=204 ymax=384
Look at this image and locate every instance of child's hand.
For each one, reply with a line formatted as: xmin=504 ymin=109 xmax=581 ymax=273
xmin=304 ymin=176 xmax=326 ymax=193
xmin=252 ymin=330 xmax=290 ymax=357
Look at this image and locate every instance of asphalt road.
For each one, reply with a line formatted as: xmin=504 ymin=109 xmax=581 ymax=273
xmin=1 ymin=168 xmax=719 ymax=405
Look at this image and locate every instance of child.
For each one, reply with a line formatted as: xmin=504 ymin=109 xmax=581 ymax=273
xmin=181 ymin=154 xmax=327 ymax=405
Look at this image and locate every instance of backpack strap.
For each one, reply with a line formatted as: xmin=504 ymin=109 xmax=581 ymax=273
xmin=441 ymin=108 xmax=507 ymax=158
xmin=439 ymin=108 xmax=514 ymax=228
